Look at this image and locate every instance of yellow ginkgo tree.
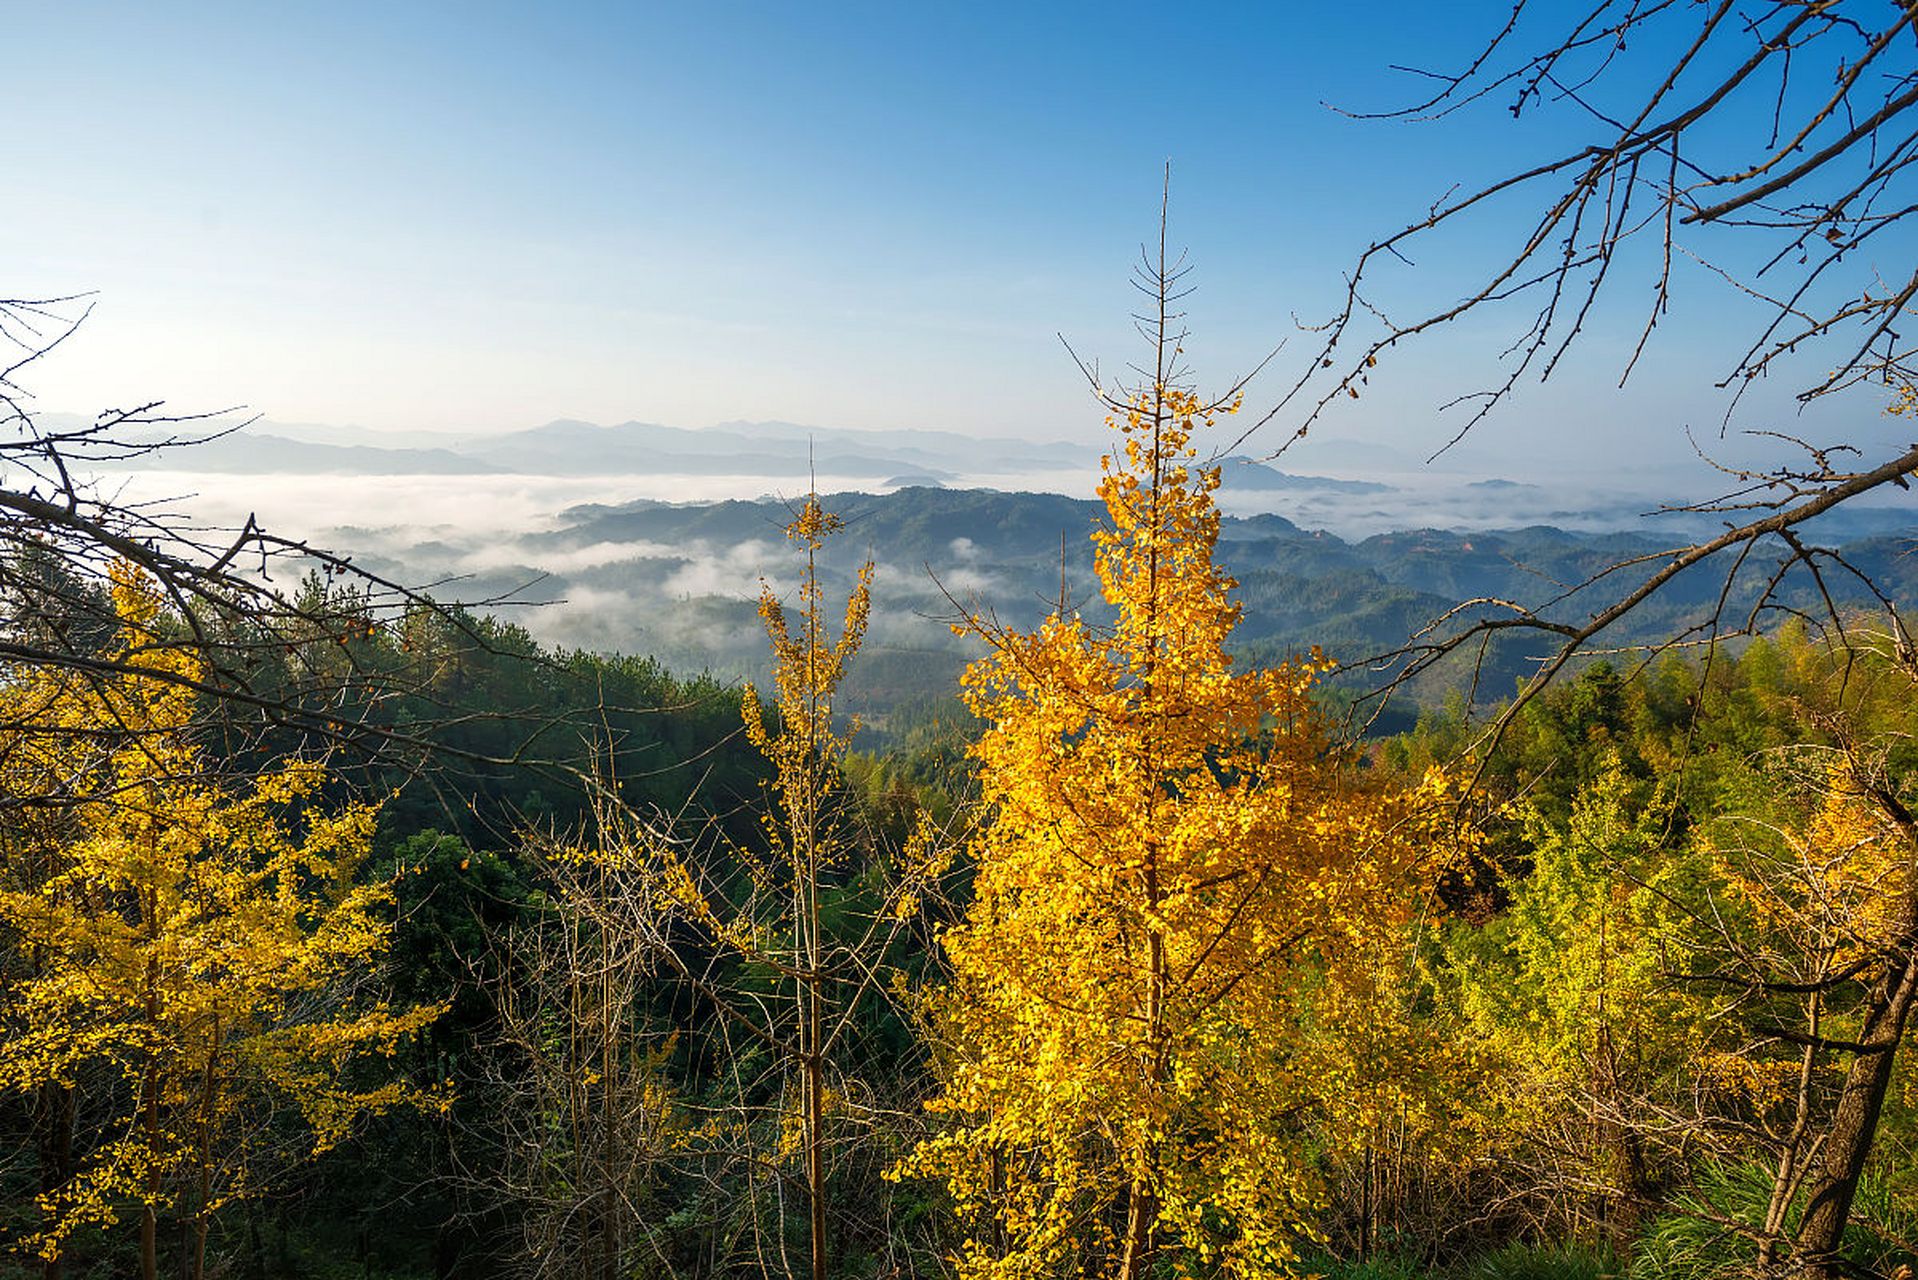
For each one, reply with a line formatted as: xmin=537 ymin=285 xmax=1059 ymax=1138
xmin=0 ymin=565 xmax=440 ymax=1280
xmin=897 ymin=264 xmax=1460 ymax=1279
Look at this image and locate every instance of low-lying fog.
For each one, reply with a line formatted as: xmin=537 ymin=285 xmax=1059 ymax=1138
xmin=102 ymin=458 xmax=1686 ymax=557
xmin=79 ymin=422 xmax=1914 ymax=709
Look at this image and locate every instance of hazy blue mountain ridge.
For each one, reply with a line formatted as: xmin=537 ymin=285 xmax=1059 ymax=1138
xmin=322 ymin=485 xmax=1917 ymax=737
xmin=55 ymin=412 xmax=1915 ymax=729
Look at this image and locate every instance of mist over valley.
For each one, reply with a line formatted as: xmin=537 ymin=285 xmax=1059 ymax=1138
xmin=76 ymin=415 xmax=1918 ymax=732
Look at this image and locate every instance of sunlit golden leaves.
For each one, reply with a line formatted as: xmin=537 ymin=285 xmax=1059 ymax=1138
xmin=899 ymin=384 xmax=1460 ymax=1278
xmin=0 ymin=564 xmax=440 ymax=1264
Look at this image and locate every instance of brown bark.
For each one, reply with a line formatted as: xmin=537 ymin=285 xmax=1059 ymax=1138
xmin=1793 ymin=786 xmax=1918 ymax=1277
xmin=799 ymin=773 xmax=827 ymax=1280
xmin=36 ymin=1080 xmax=73 ymax=1280
xmin=1757 ymin=1009 xmax=1820 ymax=1277
xmin=1119 ymin=852 xmax=1166 ymax=1280
xmin=1793 ymin=944 xmax=1918 ymax=1275
xmin=1591 ymin=1024 xmax=1652 ymax=1251
xmin=188 ymin=1023 xmax=219 ymax=1280
xmin=1359 ymin=1146 xmax=1374 ymax=1262
xmin=1118 ymin=365 xmax=1169 ymax=1280
xmin=141 ymin=921 xmax=161 ymax=1280
xmin=140 ymin=1085 xmax=159 ymax=1280
xmin=1118 ymin=1178 xmax=1158 ymax=1280
xmin=601 ymin=946 xmax=620 ymax=1280
xmin=807 ymin=1044 xmax=826 ymax=1280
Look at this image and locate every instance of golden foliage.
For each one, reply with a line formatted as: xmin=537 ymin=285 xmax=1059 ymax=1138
xmin=1701 ymin=754 xmax=1909 ymax=976
xmin=0 ymin=565 xmax=440 ymax=1263
xmin=741 ymin=493 xmax=874 ymax=896
xmin=899 ymin=386 xmax=1458 ymax=1278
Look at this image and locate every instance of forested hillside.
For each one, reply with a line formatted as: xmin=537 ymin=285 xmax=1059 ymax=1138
xmin=7 ymin=338 xmax=1918 ymax=1280
xmin=353 ymin=484 xmax=1918 ymax=741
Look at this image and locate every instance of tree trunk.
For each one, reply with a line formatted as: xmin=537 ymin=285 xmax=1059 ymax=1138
xmin=1759 ymin=1000 xmax=1822 ymax=1276
xmin=190 ymin=1024 xmax=219 ymax=1280
xmin=1793 ymin=940 xmax=1918 ymax=1275
xmin=1359 ymin=1146 xmax=1373 ymax=1262
xmin=1119 ymin=855 xmax=1166 ymax=1280
xmin=141 ymin=1199 xmax=159 ymax=1280
xmin=1591 ymin=1024 xmax=1652 ymax=1251
xmin=36 ymin=1079 xmax=73 ymax=1280
xmin=805 ymin=851 xmax=827 ymax=1280
xmin=245 ymin=1203 xmax=266 ymax=1280
xmin=141 ymin=952 xmax=162 ymax=1280
xmin=799 ymin=657 xmax=828 ymax=1280
xmin=1119 ymin=1179 xmax=1158 ymax=1280
xmin=807 ymin=1044 xmax=827 ymax=1280
xmin=1793 ymin=790 xmax=1918 ymax=1277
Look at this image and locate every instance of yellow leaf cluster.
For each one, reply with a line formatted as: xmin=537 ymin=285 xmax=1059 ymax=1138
xmin=897 ymin=387 xmax=1459 ymax=1278
xmin=1708 ymin=760 xmax=1909 ymax=972
xmin=0 ymin=565 xmax=441 ymax=1262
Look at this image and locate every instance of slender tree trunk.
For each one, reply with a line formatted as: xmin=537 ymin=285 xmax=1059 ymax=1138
xmin=1119 ymin=358 xmax=1171 ymax=1280
xmin=245 ymin=1201 xmax=265 ymax=1280
xmin=1120 ymin=856 xmax=1167 ymax=1280
xmin=807 ymin=1042 xmax=826 ymax=1280
xmin=801 ymin=573 xmax=829 ymax=1280
xmin=1591 ymin=1024 xmax=1651 ymax=1251
xmin=140 ymin=1083 xmax=160 ymax=1280
xmin=601 ymin=967 xmax=613 ymax=1280
xmin=141 ymin=941 xmax=162 ymax=1280
xmin=193 ymin=1218 xmax=210 ymax=1280
xmin=37 ymin=1079 xmax=73 ymax=1280
xmin=1360 ymin=1146 xmax=1374 ymax=1262
xmin=1794 ymin=939 xmax=1918 ymax=1275
xmin=188 ymin=1023 xmax=219 ymax=1280
xmin=805 ymin=827 xmax=827 ymax=1280
xmin=1119 ymin=1177 xmax=1158 ymax=1280
xmin=1759 ymin=997 xmax=1823 ymax=1275
xmin=600 ymin=921 xmax=623 ymax=1280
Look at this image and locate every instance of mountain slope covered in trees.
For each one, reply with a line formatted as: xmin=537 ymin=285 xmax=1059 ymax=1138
xmin=349 ymin=485 xmax=1918 ymax=736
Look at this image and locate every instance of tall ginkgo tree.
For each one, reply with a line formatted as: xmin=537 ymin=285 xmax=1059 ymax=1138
xmin=0 ymin=565 xmax=440 ymax=1280
xmin=898 ymin=251 xmax=1460 ymax=1279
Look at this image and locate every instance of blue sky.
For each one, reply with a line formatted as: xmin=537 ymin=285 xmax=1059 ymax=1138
xmin=12 ymin=2 xmax=1907 ymax=478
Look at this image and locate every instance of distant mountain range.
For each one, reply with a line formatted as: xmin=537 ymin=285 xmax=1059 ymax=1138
xmin=87 ymin=416 xmax=1098 ymax=481
xmin=312 ymin=484 xmax=1918 ymax=737
xmin=73 ymin=410 xmax=1918 ymax=542
xmin=68 ymin=414 xmax=1399 ymax=496
xmin=45 ymin=411 xmax=1915 ymax=730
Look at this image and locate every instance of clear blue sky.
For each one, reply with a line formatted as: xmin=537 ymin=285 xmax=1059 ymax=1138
xmin=12 ymin=2 xmax=1904 ymax=476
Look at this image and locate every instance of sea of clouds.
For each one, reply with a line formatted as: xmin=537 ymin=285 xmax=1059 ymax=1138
xmin=86 ymin=448 xmax=1911 ymax=682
